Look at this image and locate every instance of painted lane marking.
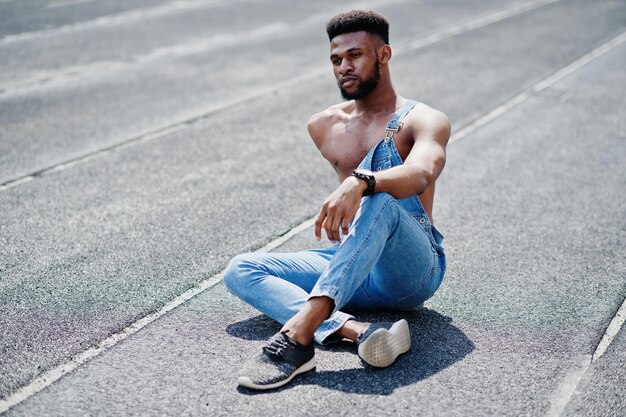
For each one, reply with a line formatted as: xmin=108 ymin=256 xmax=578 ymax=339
xmin=592 ymin=297 xmax=626 ymax=362
xmin=0 ymin=0 xmax=408 ymax=94
xmin=0 ymin=216 xmax=316 ymax=413
xmin=547 ymin=297 xmax=626 ymax=417
xmin=546 ymin=355 xmax=592 ymax=417
xmin=451 ymin=32 xmax=626 ymax=417
xmin=0 ymin=22 xmax=289 ymax=94
xmin=398 ymin=0 xmax=558 ymax=54
xmin=45 ymin=0 xmax=97 ymax=9
xmin=0 ymin=71 xmax=325 ymax=193
xmin=0 ymin=0 xmax=559 ymax=191
xmin=0 ymin=0 xmax=249 ymax=45
xmin=450 ymin=30 xmax=626 ymax=144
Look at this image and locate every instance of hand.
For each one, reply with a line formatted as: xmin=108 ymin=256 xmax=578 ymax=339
xmin=315 ymin=176 xmax=367 ymax=243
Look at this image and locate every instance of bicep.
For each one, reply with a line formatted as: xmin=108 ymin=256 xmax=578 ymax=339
xmin=405 ymin=140 xmax=446 ymax=180
xmin=404 ymin=111 xmax=450 ymax=180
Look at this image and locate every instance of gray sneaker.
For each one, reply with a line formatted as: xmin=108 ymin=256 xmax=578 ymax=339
xmin=237 ymin=331 xmax=316 ymax=390
xmin=357 ymin=319 xmax=411 ymax=367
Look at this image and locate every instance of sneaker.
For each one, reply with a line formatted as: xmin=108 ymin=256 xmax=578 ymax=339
xmin=357 ymin=319 xmax=411 ymax=367
xmin=237 ymin=331 xmax=316 ymax=390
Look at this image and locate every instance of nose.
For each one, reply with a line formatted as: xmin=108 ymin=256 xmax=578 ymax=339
xmin=339 ymin=59 xmax=353 ymax=75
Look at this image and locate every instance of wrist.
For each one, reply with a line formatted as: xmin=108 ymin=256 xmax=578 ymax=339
xmin=349 ymin=175 xmax=368 ymax=194
xmin=351 ymin=169 xmax=376 ymax=196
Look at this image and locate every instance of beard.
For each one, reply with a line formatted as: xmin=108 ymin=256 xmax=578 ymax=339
xmin=338 ymin=58 xmax=381 ymax=100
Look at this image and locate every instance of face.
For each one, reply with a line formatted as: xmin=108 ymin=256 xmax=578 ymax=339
xmin=330 ymin=31 xmax=382 ymax=100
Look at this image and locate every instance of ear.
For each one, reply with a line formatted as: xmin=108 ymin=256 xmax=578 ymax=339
xmin=378 ymin=44 xmax=392 ymax=64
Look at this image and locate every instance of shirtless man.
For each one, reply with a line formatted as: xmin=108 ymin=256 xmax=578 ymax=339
xmin=224 ymin=10 xmax=450 ymax=390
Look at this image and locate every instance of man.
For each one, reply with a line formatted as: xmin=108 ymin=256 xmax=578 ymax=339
xmin=224 ymin=10 xmax=449 ymax=390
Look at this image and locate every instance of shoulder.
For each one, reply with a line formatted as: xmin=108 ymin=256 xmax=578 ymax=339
xmin=307 ymin=101 xmax=353 ymax=148
xmin=405 ymin=102 xmax=451 ymax=145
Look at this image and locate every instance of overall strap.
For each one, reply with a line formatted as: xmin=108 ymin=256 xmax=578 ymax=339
xmin=385 ymin=100 xmax=418 ymax=139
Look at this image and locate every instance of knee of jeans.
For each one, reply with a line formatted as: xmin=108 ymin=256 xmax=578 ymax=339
xmin=223 ymin=253 xmax=256 ymax=296
xmin=363 ymin=192 xmax=397 ymax=213
xmin=368 ymin=192 xmax=395 ymax=205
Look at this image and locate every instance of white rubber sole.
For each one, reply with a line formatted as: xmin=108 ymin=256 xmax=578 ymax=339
xmin=358 ymin=319 xmax=411 ymax=368
xmin=237 ymin=357 xmax=316 ymax=390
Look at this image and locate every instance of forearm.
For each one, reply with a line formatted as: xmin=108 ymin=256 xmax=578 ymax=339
xmin=372 ymin=163 xmax=435 ymax=199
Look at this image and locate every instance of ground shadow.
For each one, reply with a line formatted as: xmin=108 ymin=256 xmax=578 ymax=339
xmin=228 ymin=308 xmax=474 ymax=395
xmin=226 ymin=314 xmax=281 ymax=341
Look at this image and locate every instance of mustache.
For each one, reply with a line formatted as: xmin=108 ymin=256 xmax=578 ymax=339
xmin=339 ymin=75 xmax=358 ymax=84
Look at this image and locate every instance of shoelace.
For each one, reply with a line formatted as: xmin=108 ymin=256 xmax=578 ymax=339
xmin=262 ymin=334 xmax=294 ymax=357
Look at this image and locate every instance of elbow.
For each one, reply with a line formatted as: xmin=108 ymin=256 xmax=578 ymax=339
xmin=411 ymin=165 xmax=438 ymax=195
xmin=414 ymin=174 xmax=433 ymax=195
xmin=398 ymin=169 xmax=432 ymax=197
xmin=416 ymin=154 xmax=446 ymax=195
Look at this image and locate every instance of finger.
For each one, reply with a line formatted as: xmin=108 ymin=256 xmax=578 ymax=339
xmin=324 ymin=203 xmax=337 ymax=242
xmin=341 ymin=216 xmax=350 ymax=236
xmin=331 ymin=213 xmax=343 ymax=243
xmin=323 ymin=216 xmax=335 ymax=243
xmin=342 ymin=204 xmax=359 ymax=235
xmin=314 ymin=207 xmax=326 ymax=241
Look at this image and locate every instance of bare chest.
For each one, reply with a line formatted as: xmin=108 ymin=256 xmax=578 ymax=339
xmin=322 ymin=121 xmax=413 ymax=179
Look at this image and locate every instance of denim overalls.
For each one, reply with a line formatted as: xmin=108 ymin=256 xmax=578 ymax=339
xmin=225 ymin=100 xmax=446 ymax=344
xmin=358 ymin=99 xmax=445 ymax=255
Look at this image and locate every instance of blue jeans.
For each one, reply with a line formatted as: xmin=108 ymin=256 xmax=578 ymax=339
xmin=224 ymin=192 xmax=446 ymax=345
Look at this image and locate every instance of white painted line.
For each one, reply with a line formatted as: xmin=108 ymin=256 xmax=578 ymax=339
xmin=0 ymin=0 xmax=405 ymax=94
xmin=0 ymin=175 xmax=34 ymax=190
xmin=450 ymin=30 xmax=626 ymax=144
xmin=0 ymin=71 xmax=326 ymax=192
xmin=546 ymin=355 xmax=592 ymax=417
xmin=0 ymin=0 xmax=559 ymax=191
xmin=398 ymin=0 xmax=559 ymax=53
xmin=450 ymin=93 xmax=529 ymax=143
xmin=45 ymin=0 xmax=97 ymax=10
xmin=0 ymin=22 xmax=290 ymax=94
xmin=259 ymin=217 xmax=317 ymax=253
xmin=533 ymin=31 xmax=626 ymax=93
xmin=0 ymin=269 xmax=219 ymax=412
xmin=1 ymin=0 xmax=406 ymax=46
xmin=0 ymin=0 xmax=246 ymax=45
xmin=453 ymin=32 xmax=626 ymax=417
xmin=0 ymin=214 xmax=317 ymax=413
xmin=592 ymin=297 xmax=626 ymax=362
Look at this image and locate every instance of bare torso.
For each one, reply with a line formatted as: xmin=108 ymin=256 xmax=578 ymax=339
xmin=310 ymin=99 xmax=438 ymax=223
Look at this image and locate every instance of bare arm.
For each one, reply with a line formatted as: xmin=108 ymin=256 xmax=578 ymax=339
xmin=308 ymin=111 xmax=362 ymax=243
xmin=373 ymin=108 xmax=450 ymax=199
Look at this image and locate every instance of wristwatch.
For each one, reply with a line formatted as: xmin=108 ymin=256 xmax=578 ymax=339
xmin=351 ymin=169 xmax=376 ymax=196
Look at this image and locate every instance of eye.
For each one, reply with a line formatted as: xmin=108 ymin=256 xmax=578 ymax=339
xmin=350 ymin=52 xmax=361 ymax=59
xmin=331 ymin=58 xmax=342 ymax=65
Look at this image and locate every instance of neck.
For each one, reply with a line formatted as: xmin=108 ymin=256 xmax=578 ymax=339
xmin=354 ymin=76 xmax=397 ymax=113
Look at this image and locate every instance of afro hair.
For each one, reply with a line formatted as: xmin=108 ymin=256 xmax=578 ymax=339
xmin=326 ymin=10 xmax=390 ymax=45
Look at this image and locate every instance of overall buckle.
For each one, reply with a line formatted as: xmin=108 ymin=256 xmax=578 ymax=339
xmin=384 ymin=122 xmax=402 ymax=142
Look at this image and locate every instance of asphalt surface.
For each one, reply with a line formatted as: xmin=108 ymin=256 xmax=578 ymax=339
xmin=1 ymin=0 xmax=625 ymax=416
